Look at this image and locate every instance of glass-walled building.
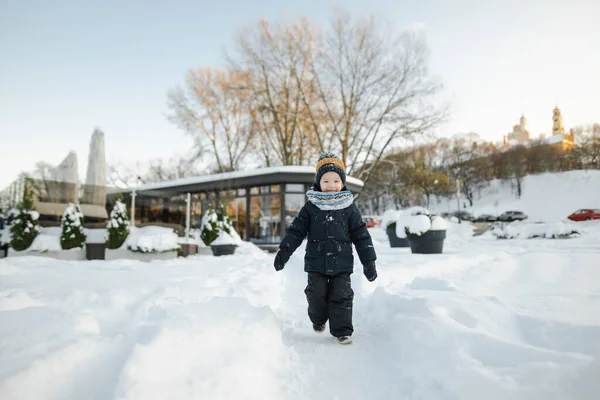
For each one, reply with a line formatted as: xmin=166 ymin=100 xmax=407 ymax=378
xmin=107 ymin=166 xmax=364 ymax=249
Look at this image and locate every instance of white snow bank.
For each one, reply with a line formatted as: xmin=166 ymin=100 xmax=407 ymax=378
xmin=28 ymin=233 xmax=61 ymax=252
xmin=126 ymin=226 xmax=180 ymax=253
xmin=431 ymin=170 xmax=600 ymax=222
xmin=491 ymin=221 xmax=581 ymax=239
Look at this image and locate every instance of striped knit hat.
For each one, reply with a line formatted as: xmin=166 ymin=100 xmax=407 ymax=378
xmin=315 ymin=152 xmax=346 ymax=185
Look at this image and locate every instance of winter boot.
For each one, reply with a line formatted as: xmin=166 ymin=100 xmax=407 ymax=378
xmin=335 ymin=336 xmax=353 ymax=345
xmin=313 ymin=323 xmax=326 ymax=333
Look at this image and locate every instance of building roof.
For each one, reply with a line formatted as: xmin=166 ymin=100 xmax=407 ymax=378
xmin=108 ymin=166 xmax=365 ymax=195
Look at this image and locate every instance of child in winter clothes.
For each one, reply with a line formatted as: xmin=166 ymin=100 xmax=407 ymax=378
xmin=274 ymin=153 xmax=377 ymax=345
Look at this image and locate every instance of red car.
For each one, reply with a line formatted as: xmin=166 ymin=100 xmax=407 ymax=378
xmin=362 ymin=217 xmax=377 ymax=228
xmin=567 ymin=209 xmax=600 ymax=221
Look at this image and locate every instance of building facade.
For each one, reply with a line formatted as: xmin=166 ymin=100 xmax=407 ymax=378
xmin=107 ymin=166 xmax=364 ymax=248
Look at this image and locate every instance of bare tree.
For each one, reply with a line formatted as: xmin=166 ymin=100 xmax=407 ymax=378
xmin=142 ymin=156 xmax=200 ymax=183
xmin=230 ymin=18 xmax=326 ymax=166
xmin=574 ymin=124 xmax=600 ymax=169
xmin=296 ymin=11 xmax=445 ymax=184
xmin=168 ymin=68 xmax=257 ymax=172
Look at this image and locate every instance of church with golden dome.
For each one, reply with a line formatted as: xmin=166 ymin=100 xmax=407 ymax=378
xmin=503 ymin=106 xmax=575 ymax=151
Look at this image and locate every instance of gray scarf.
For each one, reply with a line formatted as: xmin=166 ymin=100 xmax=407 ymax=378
xmin=306 ymin=190 xmax=354 ymax=210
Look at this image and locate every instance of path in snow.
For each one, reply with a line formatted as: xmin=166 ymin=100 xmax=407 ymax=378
xmin=0 ymin=222 xmax=599 ymax=399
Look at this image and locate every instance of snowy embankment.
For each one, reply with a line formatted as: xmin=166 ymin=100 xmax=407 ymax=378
xmin=1 ymin=222 xmax=600 ymax=399
xmin=431 ymin=170 xmax=600 ymax=221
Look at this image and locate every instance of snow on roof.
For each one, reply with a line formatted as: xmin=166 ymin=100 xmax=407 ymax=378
xmin=126 ymin=165 xmax=364 ymax=192
xmin=541 ymin=134 xmax=571 ymax=145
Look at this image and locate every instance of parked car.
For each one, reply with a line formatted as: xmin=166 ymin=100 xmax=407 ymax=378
xmin=567 ymin=209 xmax=600 ymax=222
xmin=475 ymin=214 xmax=497 ymax=222
xmin=362 ymin=216 xmax=377 ymax=228
xmin=452 ymin=211 xmax=475 ymax=222
xmin=497 ymin=211 xmax=527 ymax=222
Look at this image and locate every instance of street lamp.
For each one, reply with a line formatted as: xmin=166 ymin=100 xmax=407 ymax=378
xmin=451 ymin=167 xmax=462 ymax=224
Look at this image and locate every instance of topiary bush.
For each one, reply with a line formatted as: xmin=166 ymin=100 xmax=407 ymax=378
xmin=61 ymin=203 xmax=87 ymax=250
xmin=200 ymin=204 xmax=235 ymax=246
xmin=106 ymin=197 xmax=130 ymax=249
xmin=9 ymin=185 xmax=40 ymax=251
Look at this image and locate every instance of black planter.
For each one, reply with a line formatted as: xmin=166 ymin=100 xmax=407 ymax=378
xmin=86 ymin=243 xmax=106 ymax=260
xmin=181 ymin=243 xmax=198 ymax=257
xmin=407 ymin=230 xmax=446 ymax=254
xmin=211 ymin=244 xmax=237 ymax=256
xmin=386 ymin=225 xmax=410 ymax=248
xmin=0 ymin=244 xmax=8 ymax=258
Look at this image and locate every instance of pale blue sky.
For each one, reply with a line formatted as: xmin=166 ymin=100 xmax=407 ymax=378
xmin=1 ymin=0 xmax=598 ymax=187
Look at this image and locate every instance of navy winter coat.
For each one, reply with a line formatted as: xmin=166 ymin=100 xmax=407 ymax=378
xmin=278 ymin=201 xmax=377 ymax=276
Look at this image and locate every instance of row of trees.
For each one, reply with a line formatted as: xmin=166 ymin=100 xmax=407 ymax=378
xmin=360 ymin=125 xmax=600 ymax=214
xmin=167 ymin=10 xmax=445 ymax=184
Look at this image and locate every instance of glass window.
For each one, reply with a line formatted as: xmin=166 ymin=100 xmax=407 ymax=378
xmin=250 ymin=187 xmax=259 ymax=195
xmin=271 ymin=185 xmax=280 ymax=193
xmin=237 ymin=188 xmax=246 ymax=197
xmin=285 ymin=193 xmax=306 ymax=225
xmin=249 ymin=194 xmax=281 ymax=243
xmin=218 ymin=190 xmax=236 ymax=202
xmin=285 ymin=184 xmax=305 ymax=192
xmin=225 ymin=197 xmax=247 ymax=239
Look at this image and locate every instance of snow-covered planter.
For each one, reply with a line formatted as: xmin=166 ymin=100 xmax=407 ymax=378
xmin=26 ymin=248 xmax=86 ymax=261
xmin=7 ymin=227 xmax=86 ymax=260
xmin=380 ymin=210 xmax=408 ymax=248
xmin=177 ymin=237 xmax=198 ymax=257
xmin=397 ymin=208 xmax=448 ymax=254
xmin=210 ymin=231 xmax=239 ymax=256
xmin=60 ymin=203 xmax=86 ymax=250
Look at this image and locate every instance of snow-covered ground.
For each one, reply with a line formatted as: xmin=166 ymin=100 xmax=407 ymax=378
xmin=1 ymin=221 xmax=600 ymax=399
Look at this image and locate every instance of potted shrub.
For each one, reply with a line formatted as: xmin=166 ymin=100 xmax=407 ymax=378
xmin=10 ymin=186 xmax=40 ymax=252
xmin=101 ymin=197 xmax=130 ymax=259
xmin=380 ymin=210 xmax=409 ymax=248
xmin=399 ymin=209 xmax=448 ymax=254
xmin=61 ymin=203 xmax=87 ymax=250
xmin=200 ymin=204 xmax=240 ymax=256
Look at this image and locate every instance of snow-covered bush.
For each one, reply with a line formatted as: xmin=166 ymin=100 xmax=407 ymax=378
xmin=200 ymin=204 xmax=237 ymax=246
xmin=106 ymin=198 xmax=130 ymax=249
xmin=381 ymin=209 xmax=402 ymax=230
xmin=10 ymin=186 xmax=40 ymax=251
xmin=60 ymin=203 xmax=86 ymax=249
xmin=126 ymin=226 xmax=180 ymax=253
xmin=395 ymin=207 xmax=448 ymax=238
xmin=492 ymin=221 xmax=580 ymax=240
xmin=29 ymin=232 xmax=62 ymax=252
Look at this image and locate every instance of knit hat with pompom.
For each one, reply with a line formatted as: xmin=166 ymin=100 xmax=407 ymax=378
xmin=315 ymin=152 xmax=346 ymax=185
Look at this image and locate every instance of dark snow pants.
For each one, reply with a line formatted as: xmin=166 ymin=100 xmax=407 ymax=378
xmin=304 ymin=272 xmax=354 ymax=337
